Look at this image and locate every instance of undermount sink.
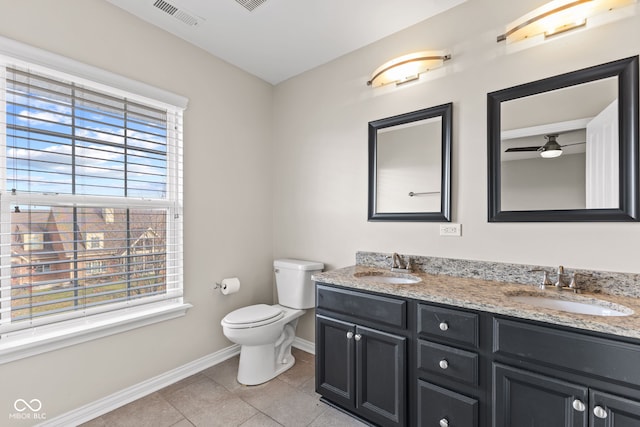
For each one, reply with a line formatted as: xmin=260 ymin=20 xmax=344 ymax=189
xmin=353 ymin=271 xmax=420 ymax=285
xmin=509 ymin=294 xmax=634 ymax=317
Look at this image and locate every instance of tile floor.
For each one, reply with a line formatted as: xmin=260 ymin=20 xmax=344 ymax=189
xmin=81 ymin=348 xmax=367 ymax=427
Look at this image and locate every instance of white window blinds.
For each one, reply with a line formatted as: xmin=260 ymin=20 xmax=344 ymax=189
xmin=0 ymin=61 xmax=184 ymax=337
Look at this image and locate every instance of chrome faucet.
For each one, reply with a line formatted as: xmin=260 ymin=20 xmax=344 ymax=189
xmin=555 ymin=265 xmax=568 ymax=288
xmin=392 ymin=253 xmax=404 ymax=269
xmin=391 ymin=253 xmax=412 ymax=273
xmin=531 ymin=266 xmax=590 ymax=293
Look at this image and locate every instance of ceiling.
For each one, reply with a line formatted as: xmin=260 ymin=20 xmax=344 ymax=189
xmin=105 ymin=0 xmax=466 ymax=85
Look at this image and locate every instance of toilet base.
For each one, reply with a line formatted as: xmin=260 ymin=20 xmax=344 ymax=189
xmin=237 ymin=343 xmax=296 ymax=386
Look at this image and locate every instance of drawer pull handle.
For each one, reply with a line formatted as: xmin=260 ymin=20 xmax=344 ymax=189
xmin=439 ymin=359 xmax=449 ymax=370
xmin=439 ymin=418 xmax=449 ymax=427
xmin=354 ymin=334 xmax=362 ymax=341
xmin=572 ymin=399 xmax=586 ymax=412
xmin=593 ymin=406 xmax=608 ymax=419
xmin=439 ymin=322 xmax=449 ymax=331
xmin=346 ymin=331 xmax=353 ymax=339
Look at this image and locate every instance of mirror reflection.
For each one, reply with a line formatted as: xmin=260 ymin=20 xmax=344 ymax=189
xmin=500 ymin=77 xmax=618 ymax=211
xmin=368 ymin=103 xmax=452 ymax=222
xmin=487 ymin=56 xmax=639 ymax=222
xmin=376 ymin=116 xmax=442 ymax=213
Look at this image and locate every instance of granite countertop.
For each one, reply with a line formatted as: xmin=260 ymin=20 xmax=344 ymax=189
xmin=313 ymin=265 xmax=640 ymax=340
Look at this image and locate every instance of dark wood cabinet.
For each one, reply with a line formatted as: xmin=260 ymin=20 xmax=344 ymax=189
xmin=316 ymin=285 xmax=407 ymax=427
xmin=493 ymin=363 xmax=640 ymax=427
xmin=316 ymin=315 xmax=355 ymax=409
xmin=356 ymin=325 xmax=406 ymax=427
xmin=417 ymin=380 xmax=478 ymax=427
xmin=590 ymin=390 xmax=640 ymax=427
xmin=315 ymin=281 xmax=640 ymax=427
xmin=493 ymin=363 xmax=588 ymax=427
xmin=493 ymin=319 xmax=640 ymax=427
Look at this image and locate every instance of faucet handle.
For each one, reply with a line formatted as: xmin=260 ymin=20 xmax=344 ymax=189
xmin=530 ymin=269 xmax=552 ymax=289
xmin=568 ymin=272 xmax=593 ymax=291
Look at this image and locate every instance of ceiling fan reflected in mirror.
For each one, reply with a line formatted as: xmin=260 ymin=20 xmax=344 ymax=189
xmin=504 ymin=134 xmax=586 ymax=158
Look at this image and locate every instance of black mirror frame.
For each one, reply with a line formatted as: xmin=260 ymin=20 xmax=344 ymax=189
xmin=368 ymin=103 xmax=452 ymax=222
xmin=487 ymin=56 xmax=639 ymax=222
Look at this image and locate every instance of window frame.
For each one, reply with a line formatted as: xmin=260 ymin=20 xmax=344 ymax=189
xmin=0 ymin=36 xmax=190 ymax=365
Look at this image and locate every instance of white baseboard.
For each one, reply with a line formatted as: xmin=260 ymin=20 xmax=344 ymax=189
xmin=292 ymin=336 xmax=315 ymax=355
xmin=39 ymin=344 xmax=240 ymax=427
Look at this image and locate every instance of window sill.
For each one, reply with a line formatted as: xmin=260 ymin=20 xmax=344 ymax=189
xmin=0 ymin=302 xmax=192 ymax=365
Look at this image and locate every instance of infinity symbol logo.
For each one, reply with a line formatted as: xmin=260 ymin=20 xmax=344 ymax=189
xmin=14 ymin=399 xmax=42 ymax=412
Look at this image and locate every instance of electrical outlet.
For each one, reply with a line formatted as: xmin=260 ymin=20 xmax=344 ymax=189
xmin=440 ymin=223 xmax=461 ymax=236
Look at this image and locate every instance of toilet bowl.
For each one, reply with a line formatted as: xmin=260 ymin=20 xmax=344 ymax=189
xmin=222 ymin=304 xmax=305 ymax=385
xmin=221 ymin=259 xmax=323 ymax=386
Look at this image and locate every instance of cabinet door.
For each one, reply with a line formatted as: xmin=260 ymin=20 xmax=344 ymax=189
xmin=316 ymin=315 xmax=355 ymax=409
xmin=590 ymin=390 xmax=640 ymax=427
xmin=356 ymin=325 xmax=406 ymax=427
xmin=493 ymin=364 xmax=588 ymax=427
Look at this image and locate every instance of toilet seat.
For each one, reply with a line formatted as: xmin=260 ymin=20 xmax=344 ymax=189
xmin=222 ymin=304 xmax=284 ymax=329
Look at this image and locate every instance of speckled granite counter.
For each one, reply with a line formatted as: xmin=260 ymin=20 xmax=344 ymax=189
xmin=313 ymin=264 xmax=640 ymax=340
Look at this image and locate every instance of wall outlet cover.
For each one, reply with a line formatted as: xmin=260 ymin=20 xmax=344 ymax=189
xmin=440 ymin=223 xmax=461 ymax=236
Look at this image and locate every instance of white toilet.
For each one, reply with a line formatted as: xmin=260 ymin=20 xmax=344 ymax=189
xmin=221 ymin=258 xmax=324 ymax=386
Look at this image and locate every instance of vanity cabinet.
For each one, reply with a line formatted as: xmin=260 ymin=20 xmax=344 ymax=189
xmin=315 ymin=281 xmax=640 ymax=427
xmin=316 ymin=285 xmax=408 ymax=427
xmin=493 ymin=318 xmax=640 ymax=427
xmin=416 ymin=303 xmax=481 ymax=427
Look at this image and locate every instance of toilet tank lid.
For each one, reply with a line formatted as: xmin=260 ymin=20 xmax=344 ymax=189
xmin=274 ymin=259 xmax=324 ymax=271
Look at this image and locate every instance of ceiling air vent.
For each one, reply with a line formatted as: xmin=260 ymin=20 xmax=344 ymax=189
xmin=153 ymin=0 xmax=202 ymax=26
xmin=235 ymin=0 xmax=267 ymax=12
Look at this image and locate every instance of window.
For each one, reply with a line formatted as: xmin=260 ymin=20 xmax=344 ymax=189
xmin=0 ymin=41 xmax=188 ymax=361
xmin=86 ymin=260 xmax=106 ymax=276
xmin=86 ymin=232 xmax=104 ymax=249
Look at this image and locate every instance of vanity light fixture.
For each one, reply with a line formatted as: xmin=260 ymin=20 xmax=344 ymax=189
xmin=366 ymin=51 xmax=451 ymax=87
xmin=538 ymin=134 xmax=563 ymax=158
xmin=497 ymin=0 xmax=637 ymax=43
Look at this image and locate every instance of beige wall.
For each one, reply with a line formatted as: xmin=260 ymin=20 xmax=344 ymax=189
xmin=502 ymin=154 xmax=586 ymax=211
xmin=0 ymin=0 xmax=274 ymax=423
xmin=273 ymin=0 xmax=640 ymax=341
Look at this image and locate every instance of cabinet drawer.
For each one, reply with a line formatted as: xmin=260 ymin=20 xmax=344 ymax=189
xmin=494 ymin=318 xmax=640 ymax=386
xmin=417 ymin=340 xmax=479 ymax=386
xmin=417 ymin=380 xmax=478 ymax=427
xmin=417 ymin=303 xmax=479 ymax=348
xmin=316 ymin=285 xmax=406 ymax=329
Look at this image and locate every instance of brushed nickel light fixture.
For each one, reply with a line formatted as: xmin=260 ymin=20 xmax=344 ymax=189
xmin=497 ymin=0 xmax=636 ymax=43
xmin=367 ymin=51 xmax=451 ymax=88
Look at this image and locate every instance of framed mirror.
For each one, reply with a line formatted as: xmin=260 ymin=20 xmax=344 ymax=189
xmin=368 ymin=103 xmax=452 ymax=221
xmin=487 ymin=56 xmax=639 ymax=222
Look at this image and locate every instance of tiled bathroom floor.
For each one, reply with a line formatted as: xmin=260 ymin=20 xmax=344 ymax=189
xmin=81 ymin=348 xmax=367 ymax=427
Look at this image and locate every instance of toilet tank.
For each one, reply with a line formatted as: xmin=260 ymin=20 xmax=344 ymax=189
xmin=274 ymin=259 xmax=324 ymax=309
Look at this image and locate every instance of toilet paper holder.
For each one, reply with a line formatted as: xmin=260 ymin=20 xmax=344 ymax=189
xmin=214 ymin=277 xmax=241 ymax=295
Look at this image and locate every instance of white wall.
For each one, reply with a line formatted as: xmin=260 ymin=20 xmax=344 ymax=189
xmin=273 ymin=0 xmax=640 ymax=341
xmin=0 ymin=0 xmax=274 ymax=422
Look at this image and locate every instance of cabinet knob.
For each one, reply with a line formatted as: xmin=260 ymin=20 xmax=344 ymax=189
xmin=439 ymin=322 xmax=449 ymax=331
xmin=572 ymin=399 xmax=586 ymax=412
xmin=593 ymin=406 xmax=608 ymax=419
xmin=354 ymin=334 xmax=362 ymax=341
xmin=439 ymin=418 xmax=449 ymax=427
xmin=439 ymin=359 xmax=449 ymax=370
xmin=346 ymin=331 xmax=353 ymax=339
